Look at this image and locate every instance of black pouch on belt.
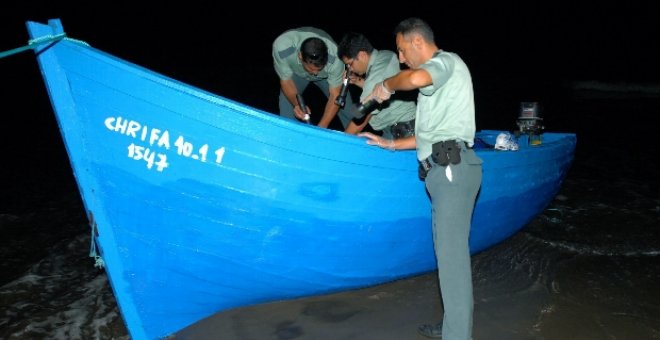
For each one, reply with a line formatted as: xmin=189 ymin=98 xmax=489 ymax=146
xmin=431 ymin=140 xmax=462 ymax=166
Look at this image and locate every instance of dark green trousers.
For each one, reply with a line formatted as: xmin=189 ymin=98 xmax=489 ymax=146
xmin=425 ymin=147 xmax=482 ymax=340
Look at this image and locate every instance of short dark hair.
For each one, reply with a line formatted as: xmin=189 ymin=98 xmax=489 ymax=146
xmin=394 ymin=17 xmax=435 ymax=43
xmin=337 ymin=32 xmax=374 ymax=60
xmin=301 ymin=37 xmax=328 ymax=67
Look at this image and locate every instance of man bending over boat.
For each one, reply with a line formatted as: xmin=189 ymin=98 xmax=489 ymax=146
xmin=272 ymin=27 xmax=353 ymax=129
xmin=337 ymin=32 xmax=417 ymax=139
xmin=360 ymin=18 xmax=483 ymax=340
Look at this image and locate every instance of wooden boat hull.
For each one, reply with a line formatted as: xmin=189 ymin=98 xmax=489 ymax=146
xmin=27 ymin=19 xmax=576 ymax=340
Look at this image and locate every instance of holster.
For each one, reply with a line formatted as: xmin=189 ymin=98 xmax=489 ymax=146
xmin=431 ymin=140 xmax=462 ymax=166
xmin=390 ymin=119 xmax=415 ymax=139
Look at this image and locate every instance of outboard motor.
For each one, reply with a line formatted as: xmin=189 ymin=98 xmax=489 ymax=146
xmin=516 ymin=102 xmax=544 ymax=145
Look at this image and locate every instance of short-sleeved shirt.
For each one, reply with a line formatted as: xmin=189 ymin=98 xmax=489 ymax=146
xmin=415 ymin=50 xmax=476 ymax=161
xmin=361 ymin=49 xmax=416 ymax=131
xmin=272 ymin=27 xmax=343 ymax=88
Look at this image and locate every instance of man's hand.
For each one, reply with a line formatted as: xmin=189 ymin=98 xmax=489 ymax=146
xmin=294 ymin=104 xmax=309 ymax=121
xmin=369 ymin=81 xmax=395 ymax=103
xmin=349 ymin=74 xmax=365 ymax=88
xmin=358 ymin=132 xmax=395 ymax=150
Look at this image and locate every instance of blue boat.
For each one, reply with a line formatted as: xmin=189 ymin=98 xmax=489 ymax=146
xmin=25 ymin=19 xmax=576 ymax=340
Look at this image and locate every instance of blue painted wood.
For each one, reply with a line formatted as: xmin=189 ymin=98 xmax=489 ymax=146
xmin=26 ymin=19 xmax=576 ymax=340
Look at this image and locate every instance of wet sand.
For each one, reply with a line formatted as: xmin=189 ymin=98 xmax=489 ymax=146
xmin=173 ymin=256 xmax=548 ymax=340
xmin=175 ymin=272 xmax=444 ymax=340
xmin=174 ymin=254 xmax=660 ymax=340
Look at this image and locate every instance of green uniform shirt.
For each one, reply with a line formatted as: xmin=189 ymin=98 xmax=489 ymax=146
xmin=362 ymin=49 xmax=416 ymax=131
xmin=416 ymin=50 xmax=476 ymax=161
xmin=272 ymin=27 xmax=343 ymax=88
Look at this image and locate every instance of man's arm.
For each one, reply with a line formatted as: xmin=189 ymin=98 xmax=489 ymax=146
xmin=358 ymin=133 xmax=416 ymax=150
xmin=366 ymin=68 xmax=432 ymax=104
xmin=344 ymin=114 xmax=371 ymax=135
xmin=383 ymin=68 xmax=433 ymax=93
xmin=280 ymin=79 xmax=308 ymax=121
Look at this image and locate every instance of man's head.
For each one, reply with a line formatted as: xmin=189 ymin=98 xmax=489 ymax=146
xmin=300 ymin=37 xmax=328 ymax=76
xmin=337 ymin=32 xmax=374 ymax=76
xmin=394 ymin=17 xmax=436 ymax=69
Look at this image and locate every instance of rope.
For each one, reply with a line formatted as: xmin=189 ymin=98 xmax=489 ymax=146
xmin=0 ymin=33 xmax=90 ymax=59
xmin=89 ymin=219 xmax=105 ymax=269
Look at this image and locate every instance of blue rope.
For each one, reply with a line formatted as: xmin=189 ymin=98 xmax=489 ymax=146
xmin=0 ymin=33 xmax=89 ymax=59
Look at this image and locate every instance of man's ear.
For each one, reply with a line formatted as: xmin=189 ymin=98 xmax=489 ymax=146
xmin=412 ymin=35 xmax=424 ymax=49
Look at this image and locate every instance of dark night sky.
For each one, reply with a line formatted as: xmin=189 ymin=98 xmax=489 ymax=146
xmin=1 ymin=1 xmax=659 ymax=131
xmin=6 ymin=1 xmax=660 ymax=73
xmin=4 ymin=1 xmax=659 ymax=80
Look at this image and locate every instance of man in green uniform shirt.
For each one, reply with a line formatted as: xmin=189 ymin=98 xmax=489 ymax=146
xmin=272 ymin=27 xmax=353 ymax=129
xmin=337 ymin=32 xmax=416 ymax=139
xmin=360 ymin=18 xmax=483 ymax=340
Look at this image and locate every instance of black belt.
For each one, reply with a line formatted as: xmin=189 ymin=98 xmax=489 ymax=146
xmin=418 ymin=140 xmax=471 ymax=180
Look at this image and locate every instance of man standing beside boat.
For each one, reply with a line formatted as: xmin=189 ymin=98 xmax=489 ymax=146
xmin=337 ymin=32 xmax=417 ymax=139
xmin=272 ymin=27 xmax=353 ymax=129
xmin=360 ymin=17 xmax=483 ymax=340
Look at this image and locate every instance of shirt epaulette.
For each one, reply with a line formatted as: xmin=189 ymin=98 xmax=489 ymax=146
xmin=278 ymin=46 xmax=296 ymax=59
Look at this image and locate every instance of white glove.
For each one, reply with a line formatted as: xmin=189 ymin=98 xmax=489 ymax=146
xmin=370 ymin=81 xmax=395 ymax=103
